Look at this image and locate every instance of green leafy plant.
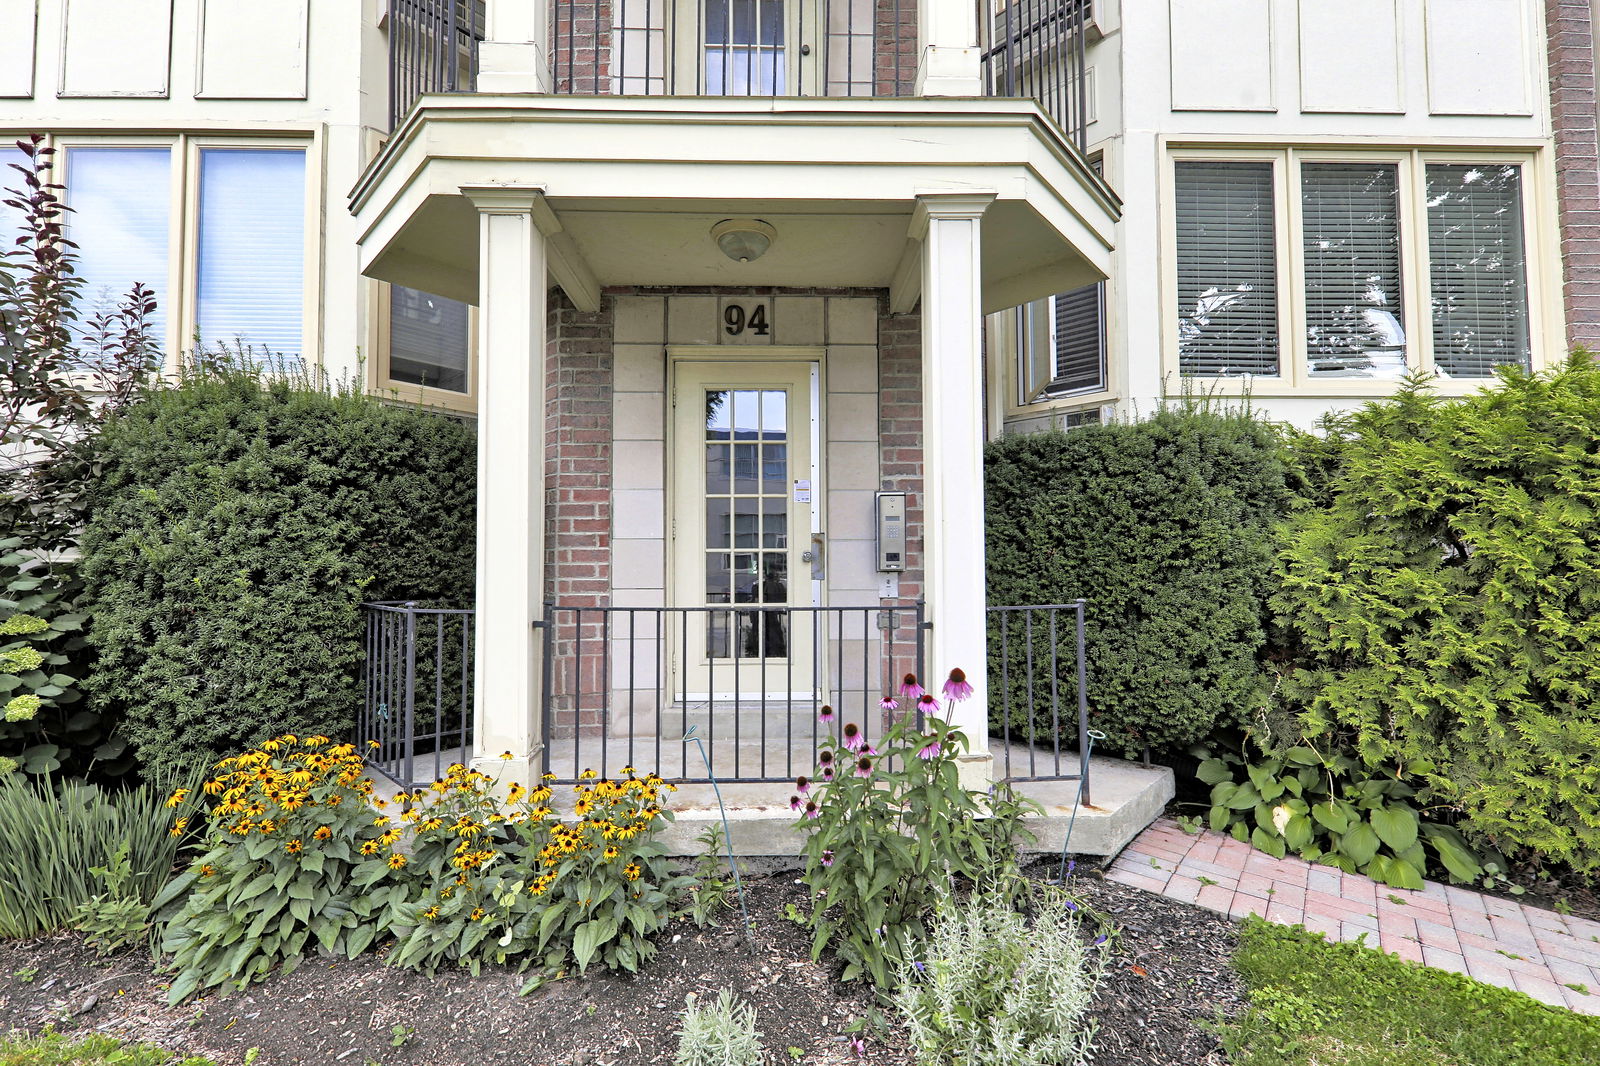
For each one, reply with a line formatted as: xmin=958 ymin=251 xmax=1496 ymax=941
xmin=154 ymin=735 xmax=396 ymax=1002
xmin=985 ymin=406 xmax=1299 ymax=757
xmin=382 ymin=762 xmax=690 ymax=986
xmin=796 ymin=675 xmax=1041 ymax=986
xmin=686 ymin=823 xmax=735 ymax=928
xmin=74 ymin=841 xmax=153 ymax=954
xmin=892 ymin=884 xmax=1103 ymax=1066
xmin=0 ymin=769 xmax=202 ymax=939
xmin=1272 ymin=360 xmax=1600 ymax=871
xmin=1196 ymin=743 xmax=1484 ymax=889
xmin=0 ymin=1028 xmax=217 ymax=1066
xmin=78 ymin=364 xmax=476 ymax=777
xmin=673 ymin=988 xmax=766 ymax=1066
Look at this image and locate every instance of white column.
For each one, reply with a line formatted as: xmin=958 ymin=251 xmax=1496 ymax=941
xmin=915 ymin=0 xmax=983 ymax=96
xmin=914 ymin=193 xmax=994 ymax=787
xmin=479 ymin=0 xmax=554 ymax=93
xmin=463 ymin=185 xmax=550 ymax=786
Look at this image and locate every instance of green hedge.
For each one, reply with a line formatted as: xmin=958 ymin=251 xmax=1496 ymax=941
xmin=1273 ymin=358 xmax=1600 ymax=872
xmin=984 ymin=407 xmax=1298 ymax=758
xmin=79 ymin=370 xmax=476 ymax=776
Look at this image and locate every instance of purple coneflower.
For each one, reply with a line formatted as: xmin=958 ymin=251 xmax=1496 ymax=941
xmin=863 ymin=744 xmax=878 ymax=757
xmin=916 ymin=738 xmax=942 ymax=760
xmin=804 ymin=800 xmax=819 ymax=819
xmin=790 ymin=794 xmax=803 ymax=812
xmin=821 ymin=849 xmax=834 ymax=867
xmin=899 ymin=673 xmax=924 ymax=701
xmin=943 ymin=667 xmax=974 ymax=702
xmin=878 ymin=695 xmax=898 ymax=712
xmin=819 ymin=704 xmax=835 ymax=725
xmin=819 ymin=749 xmax=834 ymax=766
xmin=849 ymin=1035 xmax=867 ymax=1057
xmin=854 ymin=757 xmax=873 ymax=778
xmin=796 ymin=775 xmax=810 ymax=795
xmin=841 ymin=722 xmax=864 ymax=752
xmin=822 ymin=765 xmax=835 ymax=781
xmin=916 ymin=692 xmax=939 ymax=719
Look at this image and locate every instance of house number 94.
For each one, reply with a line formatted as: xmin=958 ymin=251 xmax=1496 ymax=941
xmin=723 ymin=303 xmax=771 ymax=337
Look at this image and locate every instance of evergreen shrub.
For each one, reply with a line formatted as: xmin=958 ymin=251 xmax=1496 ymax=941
xmin=984 ymin=408 xmax=1298 ymax=757
xmin=1273 ymin=359 xmax=1600 ymax=872
xmin=79 ymin=369 xmax=475 ymax=775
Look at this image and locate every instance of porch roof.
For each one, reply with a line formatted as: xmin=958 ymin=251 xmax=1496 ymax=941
xmin=348 ymin=94 xmax=1121 ymax=314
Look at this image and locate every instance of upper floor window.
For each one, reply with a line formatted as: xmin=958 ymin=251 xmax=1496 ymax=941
xmin=1173 ymin=150 xmax=1538 ymax=384
xmin=57 ymin=139 xmax=311 ymax=368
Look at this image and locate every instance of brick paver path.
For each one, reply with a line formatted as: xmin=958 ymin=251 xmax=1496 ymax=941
xmin=1107 ymin=818 xmax=1600 ymax=1015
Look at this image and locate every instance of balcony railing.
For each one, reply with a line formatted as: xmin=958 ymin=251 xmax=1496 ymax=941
xmin=980 ymin=0 xmax=1093 ymax=152
xmin=388 ymin=0 xmax=487 ymax=131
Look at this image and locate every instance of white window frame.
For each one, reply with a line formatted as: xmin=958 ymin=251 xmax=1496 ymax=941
xmin=370 ymin=281 xmax=479 ymax=414
xmin=1161 ymin=144 xmax=1557 ymax=396
xmin=44 ymin=131 xmax=322 ymax=374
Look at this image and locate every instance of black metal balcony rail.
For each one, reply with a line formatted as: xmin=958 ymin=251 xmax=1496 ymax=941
xmin=550 ymin=0 xmax=916 ymax=97
xmin=979 ymin=0 xmax=1092 ymax=153
xmin=388 ymin=0 xmax=487 ymax=131
xmin=361 ymin=601 xmax=475 ymax=788
xmin=986 ymin=601 xmax=1092 ymax=802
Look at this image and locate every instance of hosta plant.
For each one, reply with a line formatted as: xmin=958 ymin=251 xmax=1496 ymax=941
xmin=382 ymin=761 xmax=690 ymax=986
xmin=1196 ymin=743 xmax=1485 ymax=890
xmin=153 ymin=735 xmax=397 ymax=1002
xmin=796 ymin=670 xmax=1040 ymax=986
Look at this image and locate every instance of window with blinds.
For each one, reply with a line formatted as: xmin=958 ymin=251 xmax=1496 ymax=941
xmin=389 ymin=285 xmax=471 ymax=393
xmin=1050 ymin=282 xmax=1105 ymax=394
xmin=64 ymin=147 xmax=172 ymax=348
xmin=1301 ymin=163 xmax=1407 ymax=379
xmin=1425 ymin=164 xmax=1531 ymax=378
xmin=1175 ymin=161 xmax=1279 ymax=376
xmin=195 ymin=148 xmax=306 ymax=365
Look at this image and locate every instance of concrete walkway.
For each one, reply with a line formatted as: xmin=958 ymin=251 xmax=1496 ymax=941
xmin=1107 ymin=818 xmax=1600 ymax=1016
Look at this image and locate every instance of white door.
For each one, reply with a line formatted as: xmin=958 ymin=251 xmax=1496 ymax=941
xmin=671 ymin=360 xmax=818 ymax=702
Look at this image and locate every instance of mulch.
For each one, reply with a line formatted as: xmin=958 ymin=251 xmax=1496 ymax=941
xmin=0 ymin=858 xmax=1247 ymax=1066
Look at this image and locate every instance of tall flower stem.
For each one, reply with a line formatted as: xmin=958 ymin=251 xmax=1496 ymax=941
xmin=682 ymin=724 xmax=754 ymax=948
xmin=1055 ymin=728 xmax=1106 ymax=884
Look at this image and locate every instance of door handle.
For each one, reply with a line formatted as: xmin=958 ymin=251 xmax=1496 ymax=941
xmin=809 ymin=534 xmax=826 ymax=581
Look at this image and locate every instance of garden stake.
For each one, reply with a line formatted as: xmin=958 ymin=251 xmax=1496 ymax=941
xmin=1055 ymin=729 xmax=1107 ymax=885
xmin=681 ymin=724 xmax=755 ymax=950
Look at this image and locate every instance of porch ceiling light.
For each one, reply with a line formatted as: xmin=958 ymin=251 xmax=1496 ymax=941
xmin=711 ymin=219 xmax=776 ymax=263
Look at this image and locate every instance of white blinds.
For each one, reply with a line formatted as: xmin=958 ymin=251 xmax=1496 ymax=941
xmin=64 ymin=147 xmax=171 ymax=345
xmin=389 ymin=285 xmax=470 ymax=393
xmin=196 ymin=148 xmax=306 ymax=364
xmin=1175 ymin=161 xmax=1279 ymax=376
xmin=1051 ymin=282 xmax=1105 ymax=393
xmin=1301 ymin=163 xmax=1407 ymax=379
xmin=1426 ymin=164 xmax=1531 ymax=378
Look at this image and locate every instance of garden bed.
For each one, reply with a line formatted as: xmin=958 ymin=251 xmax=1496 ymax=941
xmin=0 ymin=860 xmax=1243 ymax=1066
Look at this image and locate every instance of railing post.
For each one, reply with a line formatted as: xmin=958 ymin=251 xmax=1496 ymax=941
xmin=402 ymin=602 xmax=418 ymax=789
xmin=537 ymin=603 xmax=555 ymax=780
xmin=1074 ymin=597 xmax=1091 ymax=806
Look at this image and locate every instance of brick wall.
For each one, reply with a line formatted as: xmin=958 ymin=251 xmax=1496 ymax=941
xmin=1545 ymin=0 xmax=1600 ymax=349
xmin=877 ymin=302 xmax=925 ymax=723
xmin=553 ymin=0 xmax=613 ymax=93
xmin=545 ymin=290 xmax=614 ymax=739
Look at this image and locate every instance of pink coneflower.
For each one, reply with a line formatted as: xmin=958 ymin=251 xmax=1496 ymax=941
xmin=916 ymin=692 xmax=939 ymax=719
xmin=822 ymin=849 xmax=834 ymax=867
xmin=855 ymin=757 xmax=873 ymax=778
xmin=943 ymin=667 xmax=974 ymax=702
xmin=796 ymin=775 xmax=810 ymax=795
xmin=841 ymin=723 xmax=864 ymax=752
xmin=790 ymin=794 xmax=803 ymax=812
xmin=822 ymin=765 xmax=835 ymax=781
xmin=879 ymin=695 xmax=898 ymax=712
xmin=899 ymin=673 xmax=924 ymax=701
xmin=863 ymin=744 xmax=878 ymax=757
xmin=819 ymin=704 xmax=835 ymax=725
xmin=916 ymin=738 xmax=942 ymax=760
xmin=804 ymin=800 xmax=819 ymax=819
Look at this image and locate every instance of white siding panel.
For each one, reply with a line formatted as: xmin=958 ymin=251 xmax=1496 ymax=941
xmin=1169 ymin=0 xmax=1274 ymax=112
xmin=0 ymin=2 xmax=37 ymax=98
xmin=1424 ymin=0 xmax=1531 ymax=115
xmin=59 ymin=0 xmax=172 ymax=97
xmin=197 ymin=0 xmax=309 ymax=99
xmin=1298 ymin=0 xmax=1403 ymax=114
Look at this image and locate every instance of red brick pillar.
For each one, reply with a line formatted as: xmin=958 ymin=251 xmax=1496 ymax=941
xmin=1545 ymin=0 xmax=1600 ymax=350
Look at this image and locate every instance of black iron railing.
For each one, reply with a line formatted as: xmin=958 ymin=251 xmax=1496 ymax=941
xmin=987 ymin=601 xmax=1092 ymax=802
xmin=550 ymin=0 xmax=917 ymax=96
xmin=361 ymin=602 xmax=475 ymax=787
xmin=358 ymin=599 xmax=1096 ymax=794
xmin=388 ymin=0 xmax=487 ymax=131
xmin=980 ymin=0 xmax=1093 ymax=152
